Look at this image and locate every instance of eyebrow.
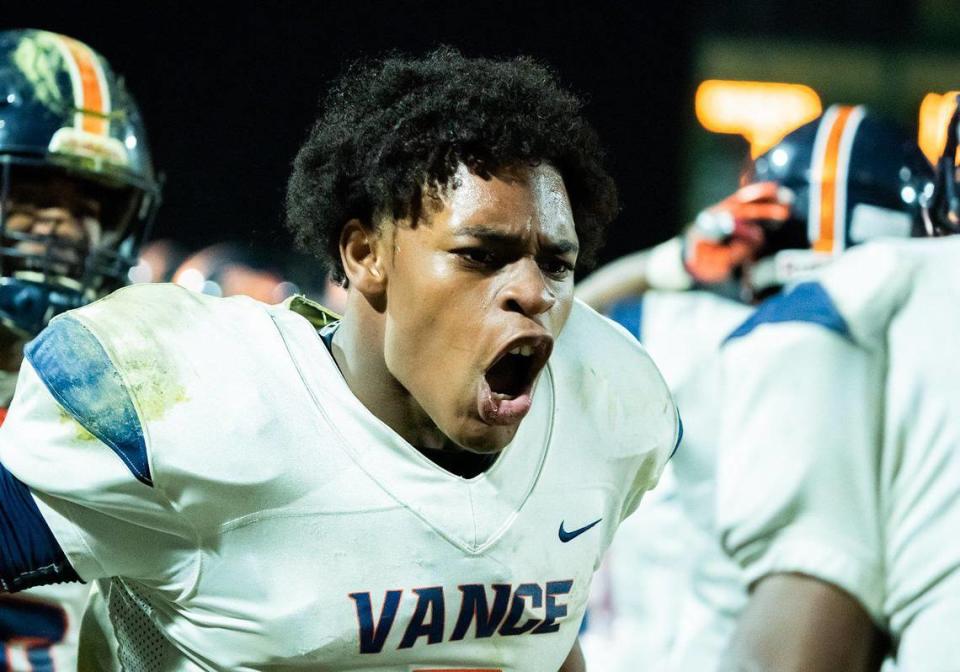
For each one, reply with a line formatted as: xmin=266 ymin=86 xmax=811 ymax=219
xmin=453 ymin=224 xmax=580 ymax=255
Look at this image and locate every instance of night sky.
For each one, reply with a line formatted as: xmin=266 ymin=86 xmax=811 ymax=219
xmin=4 ymin=1 xmax=693 ymax=273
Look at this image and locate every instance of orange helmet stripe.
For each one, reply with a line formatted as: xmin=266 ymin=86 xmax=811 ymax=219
xmin=57 ymin=35 xmax=111 ymax=136
xmin=812 ymin=105 xmax=855 ymax=253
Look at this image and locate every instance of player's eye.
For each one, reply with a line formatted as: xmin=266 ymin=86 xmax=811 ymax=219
xmin=539 ymin=257 xmax=574 ymax=279
xmin=455 ymin=247 xmax=500 ymax=268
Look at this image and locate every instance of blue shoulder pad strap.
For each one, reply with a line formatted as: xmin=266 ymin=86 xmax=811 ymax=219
xmin=0 ymin=461 xmax=81 ymax=591
xmin=24 ymin=316 xmax=152 ymax=486
xmin=608 ymin=297 xmax=644 ymax=342
xmin=725 ymin=281 xmax=851 ymax=343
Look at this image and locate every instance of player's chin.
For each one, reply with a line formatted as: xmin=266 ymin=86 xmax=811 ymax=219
xmin=450 ymin=418 xmax=519 ymax=455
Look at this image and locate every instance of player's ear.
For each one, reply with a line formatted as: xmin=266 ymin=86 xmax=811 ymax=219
xmin=340 ymin=218 xmax=387 ymax=296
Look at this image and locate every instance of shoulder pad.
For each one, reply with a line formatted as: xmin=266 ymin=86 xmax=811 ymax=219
xmin=556 ymin=300 xmax=679 ymax=461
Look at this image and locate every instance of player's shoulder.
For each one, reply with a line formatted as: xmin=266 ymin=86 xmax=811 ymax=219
xmin=727 ymin=237 xmax=960 ymax=352
xmin=27 ymin=283 xmax=277 ymax=396
xmin=802 ymin=238 xmax=954 ymax=345
xmin=18 ymin=287 xmax=332 ymax=491
xmin=724 ymin=280 xmax=853 ymax=348
xmin=20 ymin=286 xmax=275 ymax=486
xmin=551 ymin=301 xmax=681 ymax=507
xmin=559 ymin=298 xmax=668 ymax=384
xmin=725 ymin=239 xmax=934 ymax=349
xmin=554 ymin=299 xmax=679 ymax=449
xmin=896 ymin=235 xmax=960 ymax=289
xmin=645 ymin=289 xmax=752 ymax=350
xmin=71 ymin=282 xmax=269 ymax=335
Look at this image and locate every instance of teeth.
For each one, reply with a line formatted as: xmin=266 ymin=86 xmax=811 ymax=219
xmin=508 ymin=345 xmax=535 ymax=357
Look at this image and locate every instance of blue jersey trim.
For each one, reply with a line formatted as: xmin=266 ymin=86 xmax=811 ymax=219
xmin=607 ymin=297 xmax=644 ymax=342
xmin=725 ymin=281 xmax=851 ymax=343
xmin=0 ymin=461 xmax=80 ymax=591
xmin=24 ymin=317 xmax=152 ymax=486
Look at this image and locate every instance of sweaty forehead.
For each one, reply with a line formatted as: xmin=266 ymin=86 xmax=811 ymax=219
xmin=441 ymin=163 xmax=576 ymax=242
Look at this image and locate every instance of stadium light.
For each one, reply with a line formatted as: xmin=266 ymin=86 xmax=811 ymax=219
xmin=695 ymin=80 xmax=822 ymax=157
xmin=918 ymin=91 xmax=960 ymax=165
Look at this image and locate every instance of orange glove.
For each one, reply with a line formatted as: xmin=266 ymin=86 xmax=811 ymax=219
xmin=683 ymin=181 xmax=792 ymax=284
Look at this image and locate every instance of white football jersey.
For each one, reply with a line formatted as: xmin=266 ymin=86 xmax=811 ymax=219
xmin=0 ymin=372 xmax=91 ymax=672
xmin=0 ymin=284 xmax=679 ymax=671
xmin=582 ymin=291 xmax=750 ymax=671
xmin=718 ymin=237 xmax=960 ymax=670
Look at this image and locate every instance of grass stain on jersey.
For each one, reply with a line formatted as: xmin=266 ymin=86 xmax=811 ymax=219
xmin=122 ymin=356 xmax=189 ymax=422
xmin=57 ymin=405 xmax=96 ymax=441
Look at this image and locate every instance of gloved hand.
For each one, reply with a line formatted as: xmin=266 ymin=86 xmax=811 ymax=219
xmin=683 ymin=181 xmax=792 ymax=284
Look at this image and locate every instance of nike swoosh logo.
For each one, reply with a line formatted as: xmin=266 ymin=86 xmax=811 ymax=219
xmin=558 ymin=518 xmax=602 ymax=543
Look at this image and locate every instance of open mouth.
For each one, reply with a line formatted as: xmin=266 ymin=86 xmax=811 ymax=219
xmin=479 ymin=337 xmax=552 ymax=426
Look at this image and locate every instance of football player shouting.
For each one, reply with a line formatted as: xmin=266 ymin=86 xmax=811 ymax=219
xmin=0 ymin=49 xmax=679 ymax=671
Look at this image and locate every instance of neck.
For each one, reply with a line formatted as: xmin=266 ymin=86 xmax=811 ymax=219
xmin=331 ymin=294 xmax=452 ymax=452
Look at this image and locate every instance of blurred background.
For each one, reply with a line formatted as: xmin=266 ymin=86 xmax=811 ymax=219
xmin=6 ymin=0 xmax=959 ymax=302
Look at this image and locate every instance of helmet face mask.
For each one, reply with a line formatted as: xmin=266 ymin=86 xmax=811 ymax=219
xmin=0 ymin=29 xmax=160 ymax=337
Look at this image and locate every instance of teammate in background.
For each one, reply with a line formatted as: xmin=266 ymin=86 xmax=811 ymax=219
xmin=576 ymin=105 xmax=934 ymax=671
xmin=170 ymin=242 xmax=298 ymax=303
xmin=0 ymin=49 xmax=679 ymax=670
xmin=717 ymin=104 xmax=960 ymax=672
xmin=130 ymin=239 xmax=189 ymax=284
xmin=0 ymin=28 xmax=161 ymax=672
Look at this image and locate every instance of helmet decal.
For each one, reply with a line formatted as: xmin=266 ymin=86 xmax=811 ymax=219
xmin=11 ymin=33 xmax=65 ymax=112
xmin=12 ymin=32 xmax=127 ymax=169
xmin=14 ymin=31 xmax=112 ymax=135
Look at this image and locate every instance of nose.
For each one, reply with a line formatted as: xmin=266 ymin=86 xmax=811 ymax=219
xmin=499 ymin=258 xmax=556 ymax=317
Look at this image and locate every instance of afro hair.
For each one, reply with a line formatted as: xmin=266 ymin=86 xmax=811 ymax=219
xmin=286 ymin=47 xmax=618 ymax=281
